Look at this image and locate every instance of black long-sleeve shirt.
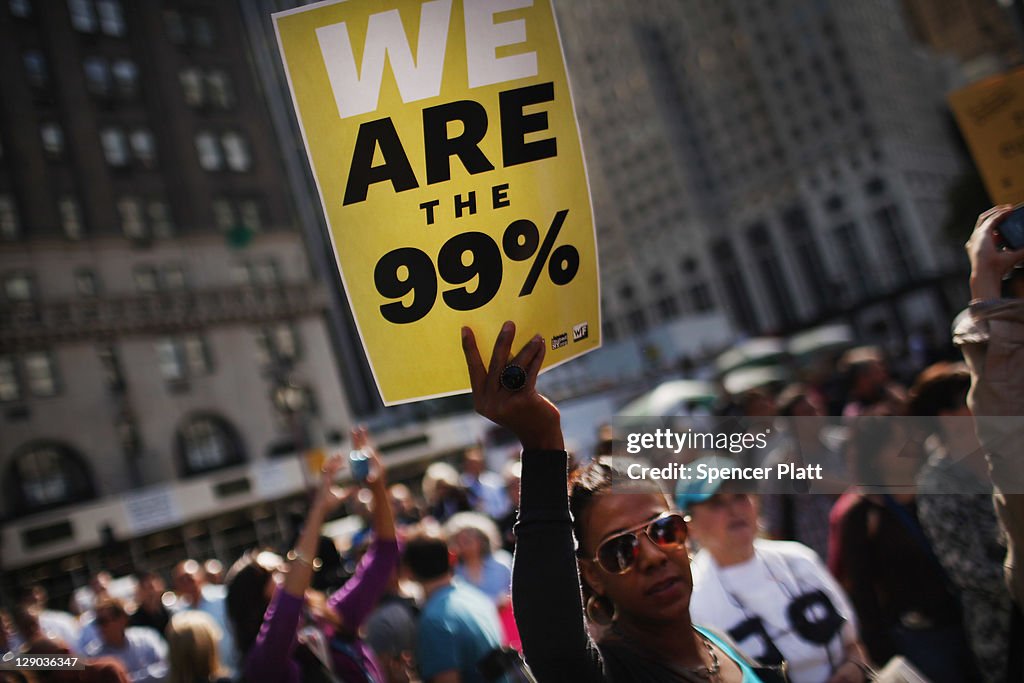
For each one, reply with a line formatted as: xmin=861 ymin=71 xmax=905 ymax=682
xmin=513 ymin=451 xmax=708 ymax=682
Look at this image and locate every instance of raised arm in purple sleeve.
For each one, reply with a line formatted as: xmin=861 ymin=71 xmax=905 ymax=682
xmin=329 ymin=536 xmax=401 ymax=631
xmin=243 ymin=587 xmax=303 ymax=683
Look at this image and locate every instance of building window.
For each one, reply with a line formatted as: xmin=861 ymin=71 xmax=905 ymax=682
xmin=67 ymin=0 xmax=96 ymax=32
xmin=97 ymin=344 xmax=124 ymax=391
xmin=835 ymin=222 xmax=870 ymax=299
xmin=20 ymin=446 xmax=70 ymax=504
xmin=118 ymin=198 xmax=172 ymax=240
xmin=0 ymin=196 xmax=20 ymax=240
xmin=101 ymin=127 xmax=129 ymax=167
xmin=196 ymin=132 xmax=251 ymax=172
xmin=10 ymin=0 xmax=32 ymax=19
xmin=4 ymin=273 xmax=35 ymax=302
xmin=627 ymin=309 xmax=648 ymax=334
xmin=83 ymin=57 xmax=111 ymax=97
xmin=75 ymin=268 xmax=99 ymax=296
xmin=163 ymin=10 xmax=186 ymax=43
xmin=23 ymin=50 xmax=48 ymax=89
xmin=748 ymin=223 xmax=797 ymax=328
xmin=656 ymin=295 xmax=679 ymax=320
xmin=117 ymin=197 xmax=145 ymax=239
xmin=0 ymin=356 xmax=20 ymax=401
xmin=133 ymin=265 xmax=158 ymax=293
xmin=149 ymin=201 xmax=174 ymax=238
xmin=111 ymin=59 xmax=138 ymax=98
xmin=5 ymin=442 xmax=96 ymax=515
xmin=156 ymin=338 xmax=185 ymax=382
xmin=215 ymin=199 xmax=262 ymax=232
xmin=206 ymin=70 xmax=234 ymax=108
xmin=688 ymin=282 xmax=712 ymax=312
xmin=712 ymin=238 xmax=758 ymax=333
xmin=24 ymin=351 xmax=58 ymax=397
xmin=176 ymin=415 xmax=244 ymax=477
xmin=221 ymin=133 xmax=251 ymax=172
xmin=156 ymin=335 xmax=212 ymax=383
xmin=255 ymin=324 xmax=300 ymax=365
xmin=213 ymin=199 xmax=234 ymax=230
xmin=191 ymin=14 xmax=215 ymax=47
xmin=179 ymin=68 xmax=234 ymax=109
xmin=195 ymin=132 xmax=223 ymax=171
xmin=163 ymin=265 xmax=186 ymax=289
xmin=239 ymin=200 xmax=262 ymax=231
xmin=874 ymin=205 xmax=916 ymax=283
xmin=40 ymin=123 xmax=64 ymax=158
xmin=130 ymin=128 xmax=157 ymax=167
xmin=251 ymin=259 xmax=280 ymax=286
xmin=96 ymin=0 xmax=124 ymax=36
xmin=59 ymin=196 xmax=83 ymax=239
xmin=182 ymin=335 xmax=211 ymax=375
xmin=179 ymin=68 xmax=203 ymax=106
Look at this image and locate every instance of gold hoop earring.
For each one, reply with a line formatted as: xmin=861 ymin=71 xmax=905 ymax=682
xmin=585 ymin=595 xmax=617 ymax=626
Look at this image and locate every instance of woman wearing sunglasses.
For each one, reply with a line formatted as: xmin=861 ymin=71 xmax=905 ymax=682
xmin=462 ymin=322 xmax=766 ymax=683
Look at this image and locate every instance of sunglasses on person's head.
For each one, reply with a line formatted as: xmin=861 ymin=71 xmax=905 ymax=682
xmin=589 ymin=512 xmax=689 ymax=574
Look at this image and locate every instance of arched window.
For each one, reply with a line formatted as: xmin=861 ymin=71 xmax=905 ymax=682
xmin=176 ymin=414 xmax=245 ymax=477
xmin=4 ymin=442 xmax=96 ymax=517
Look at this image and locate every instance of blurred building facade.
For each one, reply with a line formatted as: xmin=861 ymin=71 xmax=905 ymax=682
xmin=0 ymin=0 xmax=366 ymax=597
xmin=553 ymin=0 xmax=974 ymax=358
xmin=901 ymin=0 xmax=1023 ymax=73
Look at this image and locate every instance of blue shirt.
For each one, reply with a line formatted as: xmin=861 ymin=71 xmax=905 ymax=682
xmin=417 ymin=581 xmax=504 ymax=683
xmin=454 ymin=551 xmax=513 ymax=605
xmin=86 ymin=626 xmax=168 ymax=682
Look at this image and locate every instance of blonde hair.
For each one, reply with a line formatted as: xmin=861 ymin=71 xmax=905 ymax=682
xmin=421 ymin=462 xmax=461 ymax=504
xmin=445 ymin=511 xmax=501 ymax=556
xmin=166 ymin=611 xmax=225 ymax=683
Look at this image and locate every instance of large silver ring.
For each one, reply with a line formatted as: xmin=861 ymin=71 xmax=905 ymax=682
xmin=500 ymin=364 xmax=527 ymax=392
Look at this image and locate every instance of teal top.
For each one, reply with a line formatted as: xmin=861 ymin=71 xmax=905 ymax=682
xmin=696 ymin=625 xmax=764 ymax=683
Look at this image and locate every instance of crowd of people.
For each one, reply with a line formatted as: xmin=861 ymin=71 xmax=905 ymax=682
xmin=2 ymin=207 xmax=1022 ymax=682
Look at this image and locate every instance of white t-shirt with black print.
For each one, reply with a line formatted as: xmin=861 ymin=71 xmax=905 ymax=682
xmin=690 ymin=539 xmax=859 ymax=683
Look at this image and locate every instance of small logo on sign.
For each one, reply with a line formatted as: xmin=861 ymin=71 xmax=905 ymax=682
xmin=551 ymin=333 xmax=568 ymax=350
xmin=573 ymin=322 xmax=589 ymax=342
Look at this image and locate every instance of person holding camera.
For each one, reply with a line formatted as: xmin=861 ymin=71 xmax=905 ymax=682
xmin=953 ymin=205 xmax=1024 ymax=676
xmin=225 ymin=427 xmax=399 ymax=683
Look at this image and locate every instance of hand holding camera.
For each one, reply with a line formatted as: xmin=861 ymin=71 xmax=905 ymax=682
xmin=348 ymin=426 xmax=386 ymax=491
xmin=966 ymin=205 xmax=1024 ymax=301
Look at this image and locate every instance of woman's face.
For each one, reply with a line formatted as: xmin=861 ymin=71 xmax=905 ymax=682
xmin=580 ymin=492 xmax=693 ymax=625
xmin=451 ymin=529 xmax=484 ymax=561
xmin=687 ymin=493 xmax=758 ymax=557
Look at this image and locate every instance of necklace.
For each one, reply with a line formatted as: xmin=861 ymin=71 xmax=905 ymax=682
xmin=679 ymin=628 xmax=721 ymax=681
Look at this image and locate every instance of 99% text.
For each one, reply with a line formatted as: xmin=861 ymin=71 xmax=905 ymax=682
xmin=373 ymin=210 xmax=579 ymax=324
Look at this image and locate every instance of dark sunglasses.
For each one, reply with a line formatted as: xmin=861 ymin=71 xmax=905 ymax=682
xmin=589 ymin=512 xmax=689 ymax=574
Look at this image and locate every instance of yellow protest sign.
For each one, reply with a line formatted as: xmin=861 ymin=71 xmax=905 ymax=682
xmin=949 ymin=67 xmax=1024 ymax=206
xmin=274 ymin=0 xmax=600 ymax=405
